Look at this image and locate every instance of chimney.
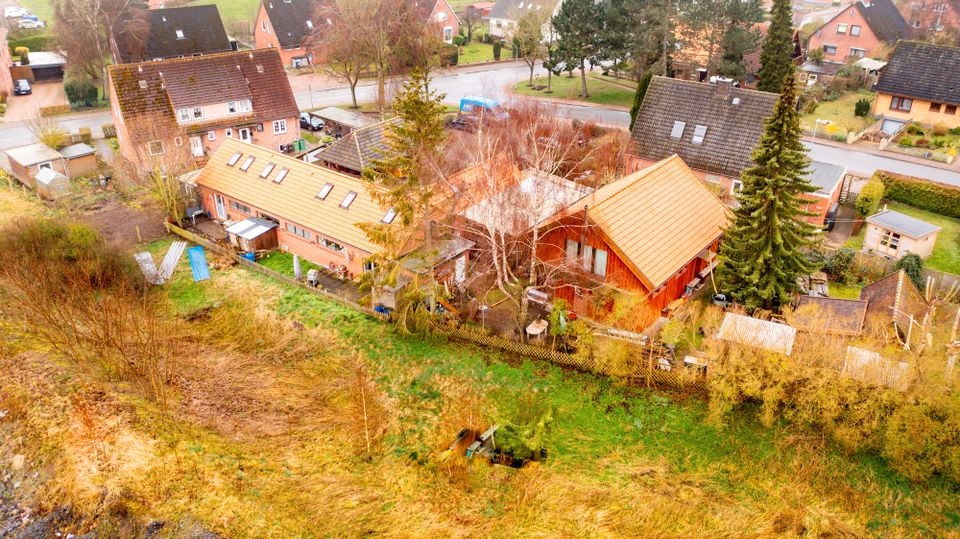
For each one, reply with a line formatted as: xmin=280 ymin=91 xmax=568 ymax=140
xmin=714 ymin=81 xmax=732 ymax=98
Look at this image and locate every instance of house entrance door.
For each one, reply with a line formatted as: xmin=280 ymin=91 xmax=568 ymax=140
xmin=214 ymin=194 xmax=226 ymax=219
xmin=190 ymin=136 xmax=204 ymax=157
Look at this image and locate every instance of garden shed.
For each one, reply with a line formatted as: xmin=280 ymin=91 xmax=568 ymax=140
xmin=59 ymin=143 xmax=98 ymax=177
xmin=716 ymin=313 xmax=797 ymax=356
xmin=5 ymin=142 xmax=66 ymax=188
xmin=226 ymin=218 xmax=278 ymax=253
xmin=864 ymin=209 xmax=941 ymax=259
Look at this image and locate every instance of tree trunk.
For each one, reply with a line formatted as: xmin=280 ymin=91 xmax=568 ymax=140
xmin=529 ymin=62 xmax=535 ymax=86
xmin=547 ymin=69 xmax=552 ymax=93
xmin=349 ymin=79 xmax=359 ymax=109
xmin=579 ymin=59 xmax=588 ymax=98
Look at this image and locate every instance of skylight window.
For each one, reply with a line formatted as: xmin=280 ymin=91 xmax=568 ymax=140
xmin=227 ymin=152 xmax=242 ymax=166
xmin=306 ymin=20 xmax=313 ymax=28
xmin=670 ymin=121 xmax=685 ymax=139
xmin=260 ymin=163 xmax=276 ymax=178
xmin=316 ymin=183 xmax=333 ymax=199
xmin=273 ymin=168 xmax=288 ymax=183
xmin=240 ymin=156 xmax=255 ymax=171
xmin=381 ymin=208 xmax=397 ymax=224
xmin=340 ymin=191 xmax=357 ymax=209
xmin=692 ymin=125 xmax=707 ymax=145
xmin=175 ymin=29 xmax=184 ymax=39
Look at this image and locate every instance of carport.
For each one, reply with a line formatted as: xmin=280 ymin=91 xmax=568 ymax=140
xmin=25 ymin=52 xmax=65 ymax=82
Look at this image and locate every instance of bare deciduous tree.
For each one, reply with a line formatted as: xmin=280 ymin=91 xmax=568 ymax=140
xmin=308 ymin=0 xmax=370 ymax=109
xmin=55 ymin=0 xmax=139 ymax=94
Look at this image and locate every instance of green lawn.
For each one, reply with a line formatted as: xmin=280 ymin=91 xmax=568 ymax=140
xmin=887 ymin=201 xmax=960 ymax=275
xmin=191 ymin=0 xmax=260 ymax=22
xmin=513 ymin=74 xmax=635 ymax=108
xmin=801 ymin=90 xmax=876 ymax=139
xmin=17 ymin=0 xmax=53 ymax=22
xmin=828 ymin=282 xmax=863 ymax=299
xmin=588 ymin=72 xmax=638 ymax=89
xmin=458 ymin=42 xmax=495 ymax=64
xmin=149 ymin=250 xmax=960 ymax=535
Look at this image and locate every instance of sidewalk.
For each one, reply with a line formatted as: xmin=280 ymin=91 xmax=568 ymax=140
xmin=803 ymin=135 xmax=959 ymax=172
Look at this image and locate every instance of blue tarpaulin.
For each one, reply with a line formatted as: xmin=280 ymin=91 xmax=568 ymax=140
xmin=187 ymin=246 xmax=210 ymax=282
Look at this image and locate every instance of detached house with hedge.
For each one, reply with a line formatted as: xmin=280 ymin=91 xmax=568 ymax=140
xmin=873 ymin=41 xmax=960 ymax=129
xmin=108 ymin=49 xmax=300 ymax=177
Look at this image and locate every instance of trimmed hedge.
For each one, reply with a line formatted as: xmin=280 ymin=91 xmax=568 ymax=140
xmin=39 ymin=104 xmax=71 ymax=117
xmin=8 ymin=34 xmax=50 ymax=56
xmin=874 ymin=170 xmax=960 ymax=219
xmin=102 ymin=123 xmax=117 ymax=138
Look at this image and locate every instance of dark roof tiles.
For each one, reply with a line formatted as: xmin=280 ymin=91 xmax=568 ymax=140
xmin=628 ymin=77 xmax=779 ymax=179
xmin=263 ymin=0 xmax=322 ymax=49
xmin=857 ymin=0 xmax=907 ymax=45
xmin=113 ymin=5 xmax=232 ymax=63
xmin=876 ymin=40 xmax=960 ymax=106
xmin=316 ymin=118 xmax=399 ymax=174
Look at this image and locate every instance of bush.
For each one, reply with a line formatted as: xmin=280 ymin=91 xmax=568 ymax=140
xmin=823 ymin=247 xmax=856 ymax=281
xmin=801 ymin=98 xmax=819 ymax=114
xmin=895 ymin=253 xmax=924 ymax=291
xmin=14 ymin=46 xmax=29 ymax=64
xmin=39 ymin=104 xmax=71 ymax=117
xmin=8 ymin=34 xmax=49 ymax=56
xmin=78 ymin=127 xmax=92 ymax=145
xmin=452 ymin=35 xmax=465 ymax=47
xmin=64 ymin=79 xmax=98 ymax=107
xmin=932 ymin=123 xmax=948 ymax=136
xmin=906 ymin=123 xmax=925 ymax=136
xmin=916 ymin=137 xmax=930 ymax=148
xmin=492 ymin=41 xmax=502 ymax=60
xmin=875 ymin=170 xmax=960 ymax=219
xmin=856 ymin=178 xmax=885 ymax=217
xmin=438 ymin=44 xmax=458 ymax=67
xmin=854 ymin=97 xmax=871 ymax=117
xmin=102 ymin=123 xmax=117 ymax=138
xmin=950 ymin=127 xmax=960 ymax=136
xmin=899 ymin=136 xmax=914 ymax=147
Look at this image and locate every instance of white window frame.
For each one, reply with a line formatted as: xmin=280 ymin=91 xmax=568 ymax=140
xmin=175 ymin=29 xmax=185 ymax=39
xmin=192 ymin=106 xmax=203 ymax=119
xmin=273 ymin=119 xmax=287 ymax=134
xmin=226 ymin=128 xmax=233 ymax=138
xmin=731 ymin=179 xmax=743 ymax=195
xmin=208 ymin=131 xmax=216 ymax=141
xmin=177 ymin=108 xmax=190 ymax=122
xmin=238 ymin=100 xmax=251 ymax=113
xmin=837 ymin=23 xmax=848 ymax=34
xmin=850 ymin=24 xmax=861 ymax=36
xmin=227 ymin=101 xmax=237 ymax=114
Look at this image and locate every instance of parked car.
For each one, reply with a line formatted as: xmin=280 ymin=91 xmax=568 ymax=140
xmin=18 ymin=18 xmax=44 ymax=29
xmin=4 ymin=6 xmax=27 ymax=18
xmin=824 ymin=203 xmax=840 ymax=232
xmin=299 ymin=112 xmax=324 ymax=131
xmin=14 ymin=79 xmax=31 ymax=96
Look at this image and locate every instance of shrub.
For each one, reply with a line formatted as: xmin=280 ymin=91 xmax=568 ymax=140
xmin=452 ymin=35 xmax=465 ymax=47
xmin=14 ymin=46 xmax=29 ymax=64
xmin=492 ymin=41 xmax=502 ymax=60
xmin=895 ymin=253 xmax=924 ymax=291
xmin=439 ymin=44 xmax=458 ymax=67
xmin=801 ymin=98 xmax=819 ymax=114
xmin=916 ymin=137 xmax=930 ymax=148
xmin=854 ymin=97 xmax=871 ymax=117
xmin=8 ymin=34 xmax=49 ymax=56
xmin=856 ymin=178 xmax=885 ymax=217
xmin=906 ymin=123 xmax=925 ymax=136
xmin=899 ymin=136 xmax=914 ymax=147
xmin=78 ymin=127 xmax=92 ymax=145
xmin=823 ymin=247 xmax=856 ymax=281
xmin=39 ymin=104 xmax=71 ymax=117
xmin=875 ymin=170 xmax=960 ymax=219
xmin=932 ymin=122 xmax=948 ymax=136
xmin=101 ymin=123 xmax=117 ymax=138
xmin=64 ymin=79 xmax=98 ymax=107
xmin=950 ymin=127 xmax=960 ymax=136
xmin=0 ymin=104 xmax=6 ymax=116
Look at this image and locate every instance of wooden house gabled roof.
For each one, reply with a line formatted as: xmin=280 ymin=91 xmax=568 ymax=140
xmin=555 ymin=155 xmax=730 ymax=290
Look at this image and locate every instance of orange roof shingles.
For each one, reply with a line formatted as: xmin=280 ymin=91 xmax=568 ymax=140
xmin=585 ymin=155 xmax=730 ymax=289
xmin=196 ymin=138 xmax=390 ymax=254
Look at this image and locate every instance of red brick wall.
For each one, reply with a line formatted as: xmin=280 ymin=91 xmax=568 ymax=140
xmin=904 ymin=1 xmax=960 ymax=35
xmin=254 ymin=4 xmax=311 ymax=66
xmin=0 ymin=32 xmax=14 ymax=97
xmin=198 ymin=185 xmax=373 ymax=277
xmin=430 ymin=0 xmax=460 ymax=43
xmin=808 ymin=5 xmax=885 ymax=62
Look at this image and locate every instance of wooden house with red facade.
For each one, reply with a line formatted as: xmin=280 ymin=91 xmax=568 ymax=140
xmin=536 ymin=155 xmax=731 ymax=330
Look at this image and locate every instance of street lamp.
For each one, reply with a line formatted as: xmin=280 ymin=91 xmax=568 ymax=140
xmin=812 ymin=118 xmax=832 ymax=141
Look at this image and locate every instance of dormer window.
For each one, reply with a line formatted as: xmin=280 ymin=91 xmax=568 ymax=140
xmin=316 ymin=183 xmax=333 ymax=199
xmin=340 ymin=191 xmax=357 ymax=209
xmin=227 ymin=152 xmax=242 ymax=166
xmin=177 ymin=108 xmax=190 ymax=122
xmin=238 ymin=100 xmax=251 ymax=113
xmin=175 ymin=29 xmax=185 ymax=39
xmin=240 ymin=156 xmax=255 ymax=171
xmin=228 ymin=101 xmax=237 ymax=113
xmin=192 ymin=106 xmax=203 ymax=119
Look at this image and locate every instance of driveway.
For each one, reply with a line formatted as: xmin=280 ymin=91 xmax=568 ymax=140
xmin=5 ymin=81 xmax=68 ymax=122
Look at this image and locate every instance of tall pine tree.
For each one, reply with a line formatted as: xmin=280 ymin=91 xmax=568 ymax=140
xmin=718 ymin=74 xmax=817 ymax=310
xmin=629 ymin=70 xmax=653 ymax=131
xmin=757 ymin=0 xmax=795 ymax=93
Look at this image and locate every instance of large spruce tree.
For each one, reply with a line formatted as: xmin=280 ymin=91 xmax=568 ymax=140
xmin=757 ymin=0 xmax=795 ymax=93
xmin=718 ymin=74 xmax=817 ymax=310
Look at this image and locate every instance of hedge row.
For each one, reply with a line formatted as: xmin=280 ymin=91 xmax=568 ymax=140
xmin=874 ymin=170 xmax=960 ymax=219
xmin=39 ymin=104 xmax=71 ymax=117
xmin=8 ymin=34 xmax=50 ymax=56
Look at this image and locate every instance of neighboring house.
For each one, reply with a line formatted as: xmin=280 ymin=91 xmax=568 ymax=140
xmin=798 ymin=60 xmax=845 ymax=87
xmin=859 ymin=269 xmax=930 ymax=332
xmin=108 ymin=49 xmax=300 ymax=177
xmin=0 ymin=28 xmax=14 ymax=98
xmin=807 ymin=0 xmax=906 ymax=64
xmin=5 ymin=142 xmax=99 ymax=193
xmin=902 ymin=0 xmax=960 ymax=36
xmin=536 ymin=155 xmax=730 ymax=331
xmin=312 ymin=119 xmax=397 ymax=175
xmin=488 ymin=0 xmax=561 ymax=39
xmin=254 ymin=0 xmax=322 ymax=67
xmin=872 ymin=40 xmax=960 ymax=128
xmin=743 ymin=24 xmax=804 ymax=85
xmin=800 ymin=161 xmax=847 ymax=226
xmin=627 ymin=76 xmax=779 ymax=202
xmin=111 ymin=5 xmax=232 ymax=64
xmin=792 ymin=296 xmax=869 ymax=336
xmin=864 ymin=208 xmax=941 ymax=258
xmin=418 ymin=0 xmax=461 ymax=43
xmin=466 ymin=2 xmax=495 ymax=19
xmin=195 ymin=138 xmax=397 ymax=278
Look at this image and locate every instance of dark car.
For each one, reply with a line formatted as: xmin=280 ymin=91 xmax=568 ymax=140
xmin=14 ymin=79 xmax=31 ymax=96
xmin=823 ymin=202 xmax=840 ymax=231
xmin=299 ymin=112 xmax=324 ymax=131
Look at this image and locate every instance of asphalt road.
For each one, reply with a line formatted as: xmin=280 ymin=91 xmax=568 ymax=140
xmin=0 ymin=60 xmax=957 ymax=185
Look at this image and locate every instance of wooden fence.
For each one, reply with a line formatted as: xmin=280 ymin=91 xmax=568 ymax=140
xmin=165 ymin=222 xmax=707 ymax=392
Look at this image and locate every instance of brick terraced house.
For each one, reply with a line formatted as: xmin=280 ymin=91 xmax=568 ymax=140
xmin=254 ymin=0 xmax=322 ymax=67
xmin=108 ymin=49 xmax=300 ymax=177
xmin=807 ymin=0 xmax=906 ymax=64
xmin=110 ymin=5 xmax=233 ymax=64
